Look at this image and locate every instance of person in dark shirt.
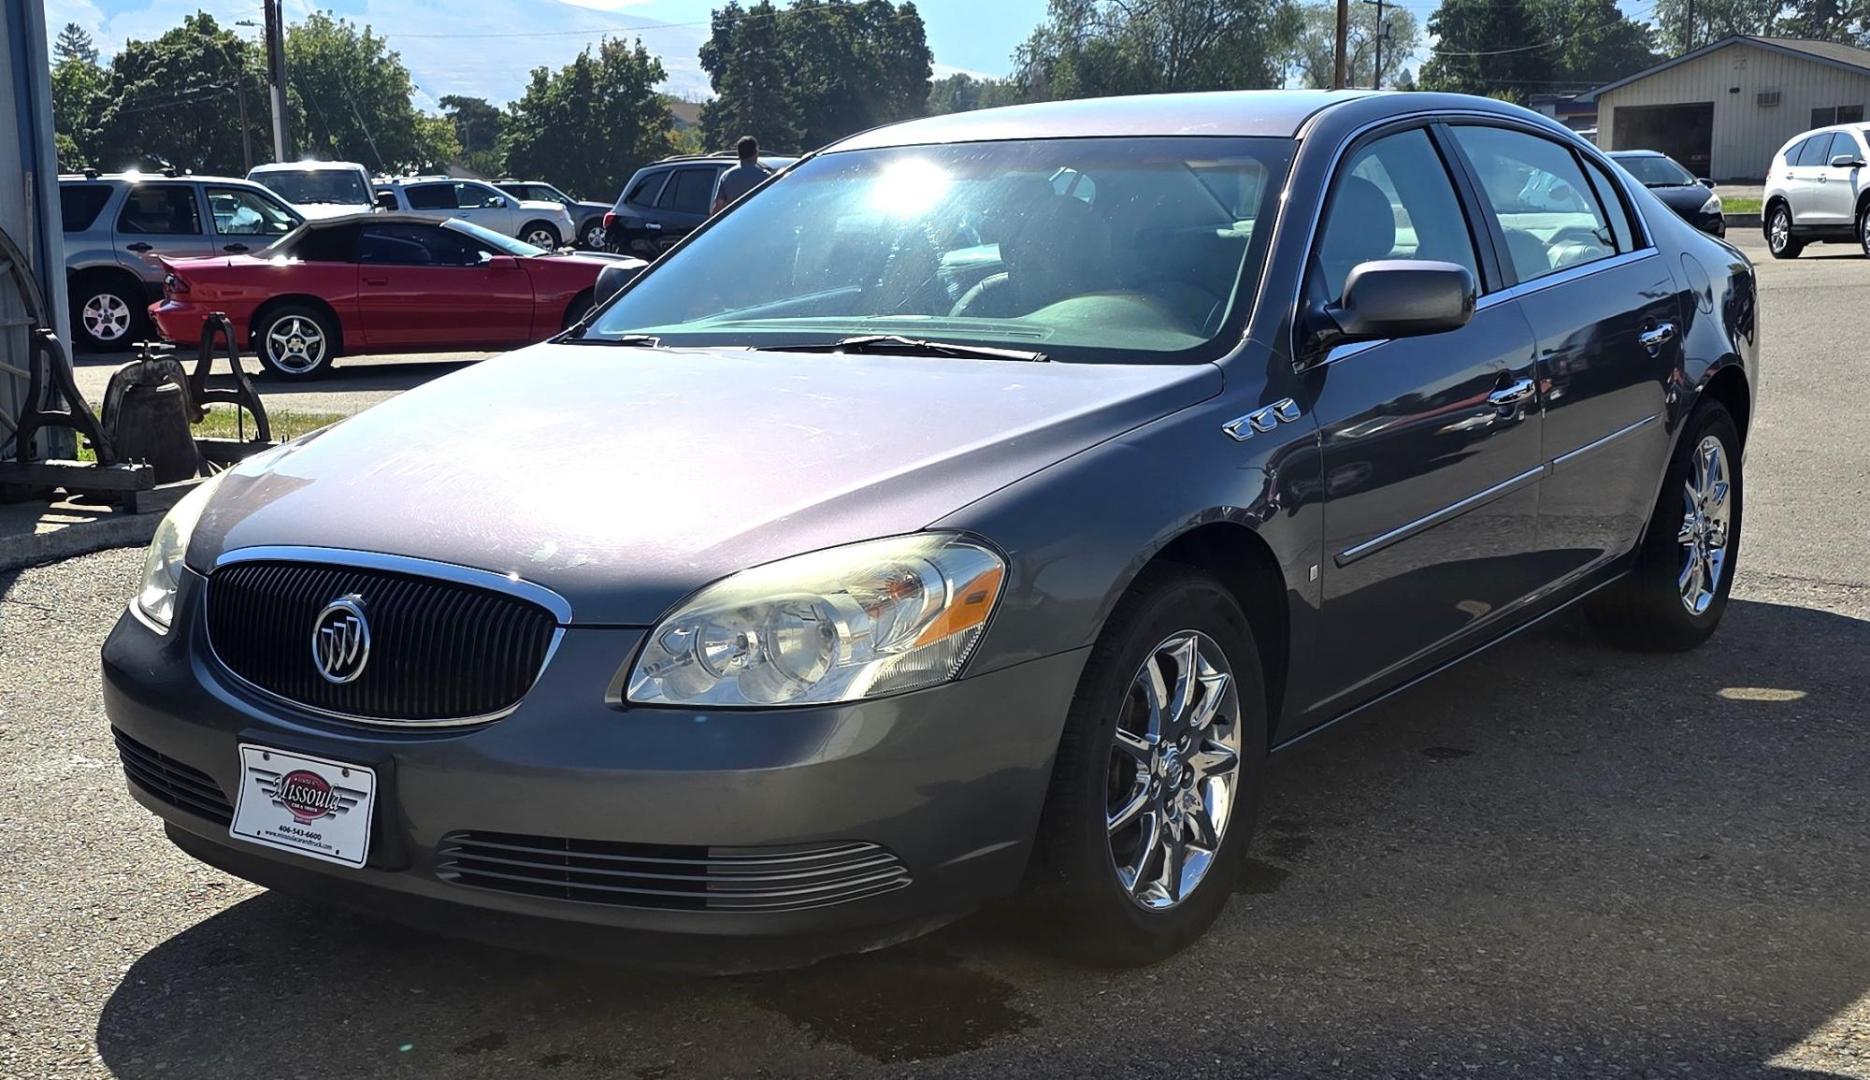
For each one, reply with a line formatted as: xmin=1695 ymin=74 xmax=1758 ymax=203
xmin=712 ymin=136 xmax=773 ymax=214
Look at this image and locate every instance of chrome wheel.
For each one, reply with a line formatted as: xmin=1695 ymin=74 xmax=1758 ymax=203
xmin=1769 ymin=209 xmax=1791 ymax=253
xmin=581 ymin=223 xmax=606 ymax=249
xmin=265 ymin=315 xmax=327 ymax=374
xmin=1677 ymin=435 xmax=1732 ymax=616
xmin=1107 ymin=630 xmax=1242 ymax=911
xmin=82 ymin=292 xmax=132 ymax=343
xmin=525 ymin=227 xmax=558 ymax=249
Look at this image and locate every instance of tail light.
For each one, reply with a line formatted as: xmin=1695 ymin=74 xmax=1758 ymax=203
xmin=163 ymin=271 xmax=190 ymax=297
xmin=602 ymin=211 xmax=617 ymax=230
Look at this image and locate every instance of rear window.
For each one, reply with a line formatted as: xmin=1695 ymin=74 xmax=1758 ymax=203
xmin=60 ymin=184 xmax=113 ymax=232
xmin=624 ymin=172 xmax=667 ymax=207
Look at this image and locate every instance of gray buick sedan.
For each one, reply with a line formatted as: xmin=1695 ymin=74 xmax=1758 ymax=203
xmin=103 ymin=90 xmax=1757 ymax=971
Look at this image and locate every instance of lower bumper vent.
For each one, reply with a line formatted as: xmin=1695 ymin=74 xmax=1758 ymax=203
xmin=113 ymin=728 xmax=234 ymax=825
xmin=436 ymin=831 xmax=912 ymax=913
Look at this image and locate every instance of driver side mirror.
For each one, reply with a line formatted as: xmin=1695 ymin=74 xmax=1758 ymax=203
xmin=1308 ymin=260 xmax=1475 ymax=359
xmin=593 ymin=259 xmax=649 ymax=305
xmin=1829 ymin=154 xmax=1865 ymax=169
xmin=1698 ymin=178 xmax=1717 ymax=188
xmin=484 ymin=254 xmax=520 ymax=271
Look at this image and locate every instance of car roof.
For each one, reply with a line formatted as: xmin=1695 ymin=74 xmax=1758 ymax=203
xmin=827 ymin=90 xmax=1381 ymax=151
xmin=59 ymin=172 xmax=255 ymax=184
xmin=249 ymin=161 xmax=367 ymax=172
xmin=1607 ymin=149 xmax=1665 ymax=157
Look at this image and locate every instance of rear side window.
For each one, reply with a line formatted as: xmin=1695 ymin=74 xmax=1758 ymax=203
xmin=116 ymin=185 xmax=202 ymax=235
xmin=404 ymin=184 xmax=457 ymax=210
xmin=1316 ymin=128 xmax=1479 ymax=304
xmin=658 ymin=168 xmax=715 ymax=215
xmin=61 ymin=184 xmax=113 ymax=232
xmin=1579 ymin=157 xmax=1638 ymax=252
xmin=1794 ymin=136 xmax=1831 ymax=167
xmin=1450 ymin=125 xmax=1616 ymax=283
xmin=625 ymin=172 xmax=666 ymax=207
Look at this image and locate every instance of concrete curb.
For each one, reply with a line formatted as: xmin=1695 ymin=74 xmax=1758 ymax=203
xmin=1730 ymin=213 xmax=1762 ymax=229
xmin=0 ymin=480 xmax=199 ymax=573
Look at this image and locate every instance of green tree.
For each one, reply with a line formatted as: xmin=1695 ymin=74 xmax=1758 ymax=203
xmin=53 ymin=22 xmax=98 ymax=66
xmin=701 ymin=1 xmax=932 ymax=152
xmin=1649 ymin=0 xmax=1866 ymax=51
xmin=50 ymin=51 xmax=107 ymax=167
xmin=285 ymin=13 xmax=455 ymax=172
xmin=500 ymin=38 xmax=674 ymax=200
xmin=1538 ymin=0 xmax=1657 ymax=87
xmin=88 ymin=14 xmax=266 ymax=173
xmin=1288 ymin=1 xmax=1420 ymax=88
xmin=700 ymin=2 xmax=804 ymax=151
xmin=441 ymin=94 xmax=505 ymax=176
xmin=1417 ymin=0 xmax=1550 ymax=100
xmin=1014 ymin=0 xmax=1301 ymax=101
xmin=926 ymin=72 xmax=1023 ymax=114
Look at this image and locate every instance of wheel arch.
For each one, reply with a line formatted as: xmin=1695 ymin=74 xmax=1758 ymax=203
xmin=1699 ymin=362 xmax=1751 ymax=444
xmin=249 ymin=294 xmax=345 ymax=355
xmin=520 ymin=219 xmax=560 ymax=244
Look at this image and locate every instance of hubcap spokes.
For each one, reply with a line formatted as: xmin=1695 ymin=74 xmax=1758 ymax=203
xmin=1771 ymin=213 xmax=1789 ymax=250
xmin=1677 ymin=435 xmax=1732 ymax=615
xmin=267 ymin=316 xmax=325 ymax=373
xmin=1107 ymin=630 xmax=1242 ymax=911
xmin=527 ymin=230 xmax=556 ymax=247
xmin=84 ymin=294 xmax=130 ymax=340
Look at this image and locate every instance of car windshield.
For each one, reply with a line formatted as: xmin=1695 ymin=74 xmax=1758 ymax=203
xmin=587 ymin=136 xmax=1292 ymax=363
xmin=443 ymin=217 xmax=546 ymax=256
xmin=254 ymin=169 xmax=374 ymax=206
xmin=1615 ymin=155 xmax=1696 ymax=187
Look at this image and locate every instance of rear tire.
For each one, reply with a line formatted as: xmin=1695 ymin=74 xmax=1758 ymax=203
xmin=71 ymin=273 xmax=147 ymax=351
xmin=562 ymin=289 xmax=594 ymax=330
xmin=1585 ymin=401 xmax=1742 ymax=651
xmin=1765 ymin=203 xmax=1803 ymax=259
xmin=253 ymin=303 xmax=339 ymax=380
xmin=1029 ymin=565 xmax=1267 ymax=967
xmin=579 ymin=220 xmax=606 ymax=250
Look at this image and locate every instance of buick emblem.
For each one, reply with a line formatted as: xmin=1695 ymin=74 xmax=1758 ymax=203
xmin=312 ymin=595 xmax=371 ymax=684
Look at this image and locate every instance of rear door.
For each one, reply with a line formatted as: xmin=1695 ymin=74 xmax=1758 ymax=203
xmin=400 ymin=182 xmax=459 ymax=223
xmin=453 ymin=181 xmax=519 ymax=236
xmin=113 ymin=182 xmax=217 ymax=283
xmin=1446 ymin=123 xmax=1679 ymax=581
xmin=652 ymin=166 xmax=720 ymax=247
xmin=1302 ymin=124 xmax=1547 ymax=716
xmin=354 ymin=223 xmax=533 ymax=348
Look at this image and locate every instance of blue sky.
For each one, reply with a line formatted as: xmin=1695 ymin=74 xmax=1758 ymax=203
xmin=46 ymin=0 xmax=1054 ymax=105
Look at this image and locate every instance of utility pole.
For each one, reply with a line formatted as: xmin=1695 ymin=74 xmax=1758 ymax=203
xmin=1362 ymin=0 xmax=1388 ymax=89
xmin=1333 ymin=0 xmax=1349 ymax=88
xmin=232 ymin=79 xmax=252 ymax=171
xmin=262 ymin=0 xmax=290 ymax=161
xmin=1685 ymin=0 xmax=1695 ymax=51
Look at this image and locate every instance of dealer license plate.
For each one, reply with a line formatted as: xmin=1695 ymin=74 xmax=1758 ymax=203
xmin=230 ymin=744 xmax=376 ymax=869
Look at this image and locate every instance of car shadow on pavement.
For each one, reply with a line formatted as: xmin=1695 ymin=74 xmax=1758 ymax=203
xmin=93 ymin=596 xmax=1870 ymax=1079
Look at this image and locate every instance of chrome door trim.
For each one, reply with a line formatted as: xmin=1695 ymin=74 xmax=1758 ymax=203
xmin=211 ymin=545 xmax=574 ymax=624
xmin=1549 ymin=413 xmax=1658 ymax=471
xmin=1335 ymin=465 xmax=1545 ymax=568
xmin=1495 ymin=249 xmax=1660 ymax=304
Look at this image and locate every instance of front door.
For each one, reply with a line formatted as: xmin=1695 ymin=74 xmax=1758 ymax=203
xmin=1814 ymin=131 xmax=1864 ymax=223
xmin=1302 ymin=125 xmax=1547 ymax=715
xmin=354 ymin=223 xmax=533 ymax=348
xmin=204 ymin=185 xmax=299 ymax=254
xmin=1447 ymin=123 xmax=1680 ymax=580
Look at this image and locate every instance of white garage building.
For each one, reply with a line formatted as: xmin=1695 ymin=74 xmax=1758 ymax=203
xmin=1595 ymin=35 xmax=1870 ymax=181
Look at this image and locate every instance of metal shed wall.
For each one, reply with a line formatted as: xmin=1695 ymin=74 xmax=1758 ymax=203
xmin=1599 ymin=40 xmax=1870 ymax=180
xmin=3 ymin=0 xmax=71 ymax=461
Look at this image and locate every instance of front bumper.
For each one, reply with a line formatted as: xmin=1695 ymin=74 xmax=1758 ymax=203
xmin=101 ymin=572 xmax=1084 ymax=970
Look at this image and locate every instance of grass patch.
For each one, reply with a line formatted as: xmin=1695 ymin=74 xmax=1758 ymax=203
xmin=1723 ymin=196 xmax=1761 ymax=215
xmin=76 ymin=404 xmax=348 ymax=463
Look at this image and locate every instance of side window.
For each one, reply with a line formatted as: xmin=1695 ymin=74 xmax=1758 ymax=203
xmin=207 ymin=186 xmax=297 ymax=236
xmin=404 ymin=184 xmax=457 ymax=210
xmin=375 ymin=189 xmax=399 ymax=211
xmin=456 ymin=182 xmax=505 ymax=209
xmin=1316 ymin=128 xmax=1479 ymax=304
xmin=658 ymin=168 xmax=715 ymax=215
xmin=1826 ymin=132 xmax=1861 ymax=164
xmin=420 ymin=228 xmax=487 ymax=265
xmin=116 ymin=184 xmax=202 ymax=235
xmin=1580 ymin=158 xmax=1638 ymax=252
xmin=625 ymin=173 xmax=666 ymax=207
xmin=1794 ymin=136 xmax=1831 ymax=167
xmin=292 ymin=226 xmax=358 ymax=262
xmin=1450 ymin=125 xmax=1616 ymax=283
xmin=60 ymin=184 xmax=113 ymax=232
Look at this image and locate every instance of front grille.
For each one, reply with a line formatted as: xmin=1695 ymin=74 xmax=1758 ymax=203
xmin=437 ymin=831 xmax=913 ymax=913
xmin=113 ymin=728 xmax=234 ymax=825
xmin=204 ymin=560 xmax=558 ymax=723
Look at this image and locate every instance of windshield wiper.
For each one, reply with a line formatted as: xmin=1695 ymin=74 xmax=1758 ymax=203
xmin=563 ymin=332 xmax=662 ymax=346
xmin=754 ymin=335 xmax=1048 ymax=362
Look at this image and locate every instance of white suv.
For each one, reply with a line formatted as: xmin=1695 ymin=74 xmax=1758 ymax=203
xmin=1762 ymin=124 xmax=1870 ymax=258
xmin=374 ymin=177 xmax=576 ymax=248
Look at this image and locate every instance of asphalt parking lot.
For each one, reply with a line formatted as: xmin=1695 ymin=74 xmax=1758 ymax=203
xmin=5 ymin=229 xmax=1869 ymax=1079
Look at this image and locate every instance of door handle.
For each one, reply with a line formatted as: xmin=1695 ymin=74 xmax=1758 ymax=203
xmin=363 ymin=276 xmax=389 ymax=286
xmin=1639 ymin=321 xmax=1676 ymax=352
xmin=125 ymin=242 xmax=153 ymax=252
xmin=1487 ymin=377 xmax=1536 ymax=409
xmin=223 ymin=243 xmax=249 ymax=254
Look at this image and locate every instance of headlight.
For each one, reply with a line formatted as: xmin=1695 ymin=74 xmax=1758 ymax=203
xmin=626 ymin=533 xmax=1005 ymax=707
xmin=1700 ymin=192 xmax=1722 ymax=215
xmin=132 ymin=473 xmax=223 ymax=631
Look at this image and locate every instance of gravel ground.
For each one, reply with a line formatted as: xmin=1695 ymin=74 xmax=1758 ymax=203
xmin=4 ymin=232 xmax=1868 ymax=1080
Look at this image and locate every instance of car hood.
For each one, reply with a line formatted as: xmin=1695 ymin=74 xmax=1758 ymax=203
xmin=189 ymin=343 xmax=1222 ymax=625
xmin=520 ymin=199 xmax=573 ymax=216
xmin=291 ymin=203 xmax=375 ymax=220
xmin=1647 ymin=184 xmax=1713 ymax=211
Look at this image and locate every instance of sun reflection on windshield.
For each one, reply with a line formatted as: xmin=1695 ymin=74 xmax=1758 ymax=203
xmin=867 ymin=159 xmax=953 ymax=218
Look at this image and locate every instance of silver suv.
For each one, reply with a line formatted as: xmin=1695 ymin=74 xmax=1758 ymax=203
xmin=1762 ymin=123 xmax=1870 ymax=258
xmin=60 ymin=171 xmax=302 ymax=350
xmin=372 ymin=177 xmax=575 ymax=249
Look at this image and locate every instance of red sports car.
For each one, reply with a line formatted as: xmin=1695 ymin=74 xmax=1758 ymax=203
xmin=149 ymin=214 xmax=643 ymax=379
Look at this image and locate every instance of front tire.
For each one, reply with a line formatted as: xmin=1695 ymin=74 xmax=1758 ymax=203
xmin=1857 ymin=204 xmax=1870 ymax=258
xmin=1766 ymin=203 xmax=1803 ymax=259
xmin=253 ymin=303 xmax=339 ymax=380
xmin=1585 ymin=401 xmax=1742 ymax=651
xmin=521 ymin=221 xmax=561 ymax=249
xmin=1029 ymin=565 xmax=1267 ymax=967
